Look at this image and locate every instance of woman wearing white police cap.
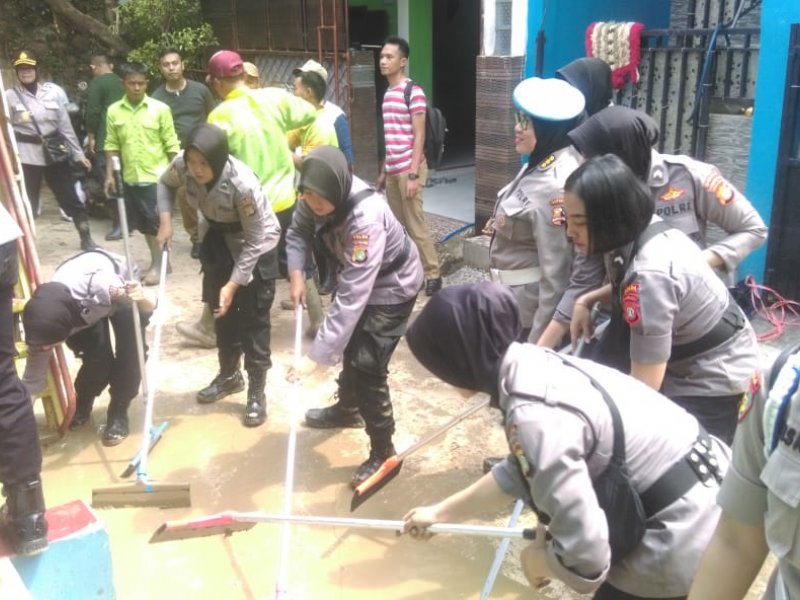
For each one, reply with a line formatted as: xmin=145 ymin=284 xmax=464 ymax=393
xmin=483 ymin=77 xmax=584 ymax=343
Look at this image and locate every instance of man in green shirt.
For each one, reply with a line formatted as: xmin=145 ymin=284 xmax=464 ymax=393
xmin=104 ymin=62 xmax=180 ymax=285
xmin=85 ymin=54 xmax=124 ymax=240
xmin=206 ymin=50 xmax=316 ymax=277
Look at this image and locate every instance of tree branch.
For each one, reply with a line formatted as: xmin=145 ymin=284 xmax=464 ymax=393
xmin=44 ymin=0 xmax=129 ymax=55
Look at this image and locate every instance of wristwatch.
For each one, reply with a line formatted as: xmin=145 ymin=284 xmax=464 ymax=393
xmin=408 ymin=172 xmax=419 ymax=181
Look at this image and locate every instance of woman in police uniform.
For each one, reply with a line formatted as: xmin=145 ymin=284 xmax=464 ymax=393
xmin=562 ymin=155 xmax=760 ymax=444
xmin=157 ymin=123 xmax=280 ymax=427
xmin=484 ymin=77 xmax=584 ymax=343
xmin=5 ymin=50 xmax=98 ymax=250
xmin=403 ymin=283 xmax=728 ymax=600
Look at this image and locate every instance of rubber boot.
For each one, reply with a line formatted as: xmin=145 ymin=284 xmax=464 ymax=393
xmin=305 ymin=393 xmax=365 ymax=429
xmin=197 ymin=355 xmax=245 ymax=404
xmin=105 ymin=201 xmax=122 ymax=241
xmin=305 ymin=278 xmax=324 ymax=340
xmin=142 ymin=234 xmax=169 ymax=286
xmin=243 ymin=368 xmax=267 ymax=427
xmin=2 ymin=478 xmax=48 ymax=556
xmin=176 ymin=304 xmax=217 ymax=349
xmin=69 ymin=395 xmax=95 ymax=430
xmin=75 ymin=217 xmax=99 ymax=251
xmin=350 ymin=433 xmax=396 ymax=489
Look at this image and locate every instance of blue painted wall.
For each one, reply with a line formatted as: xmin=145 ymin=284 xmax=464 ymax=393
xmin=741 ymin=1 xmax=800 ymax=280
xmin=525 ymin=0 xmax=671 ymax=77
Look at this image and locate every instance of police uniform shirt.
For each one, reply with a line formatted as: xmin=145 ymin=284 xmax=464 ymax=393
xmin=649 ymin=150 xmax=767 ymax=271
xmin=491 ymin=343 xmax=728 ymax=597
xmin=718 ymin=355 xmax=800 ymax=600
xmin=158 ymin=153 xmax=280 ymax=287
xmin=286 ymin=177 xmax=423 ymax=366
xmin=617 ymin=219 xmax=759 ymax=398
xmin=490 ymin=146 xmax=580 ymax=341
xmin=22 ymin=251 xmax=136 ymax=396
xmin=5 ymin=83 xmax=86 ymax=166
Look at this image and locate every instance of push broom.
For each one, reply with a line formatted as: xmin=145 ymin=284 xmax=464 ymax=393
xmin=92 ymin=157 xmax=190 ymax=508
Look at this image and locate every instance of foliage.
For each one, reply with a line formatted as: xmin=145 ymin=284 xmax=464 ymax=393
xmin=126 ymin=23 xmax=217 ymax=78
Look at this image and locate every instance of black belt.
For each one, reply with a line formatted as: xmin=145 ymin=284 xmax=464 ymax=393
xmin=15 ymin=132 xmax=41 ymax=144
xmin=205 ymin=217 xmax=243 ymax=234
xmin=640 ymin=428 xmax=722 ymax=517
xmin=378 ymin=233 xmax=410 ymax=277
xmin=671 ymin=300 xmax=745 ymax=362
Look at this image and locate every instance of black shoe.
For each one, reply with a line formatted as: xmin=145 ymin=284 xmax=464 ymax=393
xmin=305 ymin=403 xmax=365 ymax=429
xmin=69 ymin=401 xmax=93 ymax=430
xmin=243 ymin=370 xmax=267 ymax=427
xmin=197 ymin=370 xmax=245 ymax=404
xmin=482 ymin=456 xmax=504 ymax=474
xmin=350 ymin=444 xmax=396 ymax=489
xmin=80 ymin=233 xmax=99 ymax=251
xmin=101 ymin=415 xmax=129 ymax=447
xmin=2 ymin=479 xmax=48 ymax=556
xmin=425 ymin=277 xmax=443 ymax=296
xmin=191 ymin=242 xmax=201 ymax=260
xmin=105 ymin=225 xmax=122 ymax=241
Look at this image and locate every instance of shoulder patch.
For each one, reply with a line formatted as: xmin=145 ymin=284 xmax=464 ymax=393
xmin=507 ymin=424 xmax=531 ymax=476
xmin=660 ymin=186 xmax=685 ymax=202
xmin=538 ymin=154 xmax=556 ymax=171
xmin=239 ymin=196 xmax=256 ymax=217
xmin=703 ymin=170 xmax=735 ymax=206
xmin=738 ymin=372 xmax=761 ymax=423
xmin=352 ymin=233 xmax=369 ymax=263
xmin=622 ymin=282 xmax=641 ymax=325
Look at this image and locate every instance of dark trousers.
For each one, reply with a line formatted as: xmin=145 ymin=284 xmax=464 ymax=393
xmin=336 ymin=297 xmax=417 ymax=440
xmin=209 ymin=251 xmax=277 ymax=373
xmin=276 ymin=205 xmax=294 ymax=279
xmin=65 ymin=305 xmax=150 ymax=419
xmin=22 ymin=162 xmax=87 ymax=220
xmin=594 ymin=582 xmax=685 ymax=600
xmin=669 ymin=394 xmax=739 ymax=445
xmin=0 ymin=241 xmax=41 ymax=485
xmin=122 ymin=183 xmax=159 ymax=235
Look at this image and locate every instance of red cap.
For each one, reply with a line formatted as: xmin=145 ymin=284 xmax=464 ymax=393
xmin=207 ymin=50 xmax=244 ymax=79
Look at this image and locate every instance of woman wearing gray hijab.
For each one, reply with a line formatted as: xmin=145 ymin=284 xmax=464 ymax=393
xmin=285 ymin=146 xmax=423 ymax=488
xmin=403 ymin=283 xmax=728 ymax=600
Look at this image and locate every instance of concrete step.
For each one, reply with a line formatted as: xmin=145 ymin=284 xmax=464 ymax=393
xmin=462 ymin=234 xmax=490 ymax=271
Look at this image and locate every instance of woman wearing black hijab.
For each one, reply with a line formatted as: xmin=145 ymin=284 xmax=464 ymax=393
xmin=157 ymin=124 xmax=281 ymax=427
xmin=403 ymin=283 xmax=729 ymax=600
xmin=555 ymin=57 xmax=613 ymax=117
xmin=484 ymin=77 xmax=585 ymax=344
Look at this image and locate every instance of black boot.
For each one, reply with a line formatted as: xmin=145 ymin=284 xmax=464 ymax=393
xmin=105 ymin=202 xmax=122 ymax=241
xmin=75 ymin=217 xmax=99 ymax=251
xmin=305 ymin=395 xmax=365 ymax=429
xmin=350 ymin=434 xmax=396 ymax=489
xmin=243 ymin=368 xmax=267 ymax=427
xmin=69 ymin=395 xmax=95 ymax=430
xmin=197 ymin=355 xmax=245 ymax=404
xmin=101 ymin=413 xmax=129 ymax=447
xmin=2 ymin=478 xmax=48 ymax=556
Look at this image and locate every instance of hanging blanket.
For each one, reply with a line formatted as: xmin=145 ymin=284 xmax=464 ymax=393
xmin=586 ymin=22 xmax=645 ymax=89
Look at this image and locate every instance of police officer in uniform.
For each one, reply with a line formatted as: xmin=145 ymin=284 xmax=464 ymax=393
xmin=0 ymin=204 xmax=48 ymax=556
xmin=403 ymin=283 xmax=728 ymax=599
xmin=22 ymin=250 xmax=154 ymax=446
xmin=285 ymin=146 xmax=422 ymax=488
xmin=484 ymin=77 xmax=584 ymax=343
xmin=4 ymin=51 xmax=98 ymax=250
xmin=689 ymin=350 xmax=800 ymax=600
xmin=562 ymin=155 xmax=760 ymax=444
xmin=157 ymin=124 xmax=280 ymax=427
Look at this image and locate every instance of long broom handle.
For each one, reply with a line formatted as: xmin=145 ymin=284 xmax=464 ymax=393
xmin=480 ymin=498 xmax=525 ymax=599
xmin=113 ymin=157 xmax=149 ymax=432
xmin=274 ymin=306 xmax=304 ymax=599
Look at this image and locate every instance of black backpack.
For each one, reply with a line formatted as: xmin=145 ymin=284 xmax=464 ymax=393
xmin=403 ymin=80 xmax=447 ymax=169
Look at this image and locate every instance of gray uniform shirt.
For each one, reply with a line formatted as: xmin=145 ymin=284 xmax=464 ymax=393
xmin=22 ymin=251 xmax=137 ymax=396
xmin=617 ymin=218 xmax=759 ymax=397
xmin=286 ymin=178 xmax=423 ymax=366
xmin=490 ymin=146 xmax=580 ymax=341
xmin=157 ymin=153 xmax=280 ymax=287
xmin=5 ymin=84 xmax=86 ymax=166
xmin=718 ymin=352 xmax=800 ymax=600
xmin=491 ymin=343 xmax=728 ymax=597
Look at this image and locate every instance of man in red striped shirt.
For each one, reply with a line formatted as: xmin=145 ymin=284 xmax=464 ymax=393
xmin=375 ymin=36 xmax=442 ymax=296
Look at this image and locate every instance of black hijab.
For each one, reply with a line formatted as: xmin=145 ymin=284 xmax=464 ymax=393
xmin=567 ymin=105 xmax=660 ymax=181
xmin=528 ymin=114 xmax=584 ymax=168
xmin=298 ymin=145 xmax=354 ymax=222
xmin=406 ymin=283 xmax=521 ymax=402
xmin=23 ymin=282 xmax=82 ymax=346
xmin=185 ymin=124 xmax=229 ymax=189
xmin=556 ymin=58 xmax=613 ymax=117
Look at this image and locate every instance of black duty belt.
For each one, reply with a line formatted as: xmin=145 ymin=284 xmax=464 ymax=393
xmin=639 ymin=428 xmax=722 ymax=517
xmin=378 ymin=233 xmax=410 ymax=277
xmin=670 ymin=299 xmax=745 ymax=362
xmin=205 ymin=217 xmax=243 ymax=234
xmin=15 ymin=132 xmax=42 ymax=144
